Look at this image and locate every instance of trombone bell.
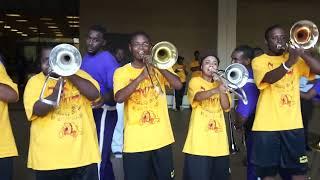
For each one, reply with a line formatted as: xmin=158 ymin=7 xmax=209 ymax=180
xmin=39 ymin=44 xmax=82 ymax=106
xmin=49 ymin=44 xmax=82 ymax=76
xmin=151 ymin=41 xmax=178 ymax=69
xmin=290 ymin=20 xmax=319 ymax=49
xmin=225 ymin=63 xmax=249 ymax=89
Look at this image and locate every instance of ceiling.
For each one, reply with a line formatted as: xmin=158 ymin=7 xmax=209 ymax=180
xmin=0 ymin=0 xmax=79 ymax=39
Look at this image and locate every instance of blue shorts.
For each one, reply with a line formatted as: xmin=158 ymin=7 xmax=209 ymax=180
xmin=251 ymin=129 xmax=308 ymax=178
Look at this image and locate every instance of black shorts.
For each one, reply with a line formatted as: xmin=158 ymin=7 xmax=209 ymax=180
xmin=0 ymin=157 xmax=13 ymax=180
xmin=35 ymin=163 xmax=98 ymax=180
xmin=183 ymin=154 xmax=230 ymax=180
xmin=123 ymin=144 xmax=174 ymax=180
xmin=251 ymin=129 xmax=308 ymax=178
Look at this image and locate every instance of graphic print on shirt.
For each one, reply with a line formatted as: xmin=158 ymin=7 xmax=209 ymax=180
xmin=129 ymin=77 xmax=162 ymax=126
xmin=48 ymin=85 xmax=84 ymax=138
xmin=199 ymin=86 xmax=224 ymax=133
xmin=268 ymin=61 xmax=296 ymax=107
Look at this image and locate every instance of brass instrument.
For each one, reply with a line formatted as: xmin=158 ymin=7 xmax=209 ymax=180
xmin=277 ymin=20 xmax=319 ymax=50
xmin=141 ymin=41 xmax=178 ymax=94
xmin=228 ymin=112 xmax=239 ymax=154
xmin=39 ymin=44 xmax=82 ymax=106
xmin=213 ymin=63 xmax=249 ymax=104
xmin=213 ymin=63 xmax=249 ymax=154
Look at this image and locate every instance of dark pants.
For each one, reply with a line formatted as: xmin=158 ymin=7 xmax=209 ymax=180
xmin=93 ymin=108 xmax=118 ymax=180
xmin=0 ymin=157 xmax=13 ymax=180
xmin=183 ymin=154 xmax=230 ymax=180
xmin=174 ymin=82 xmax=186 ymax=110
xmin=123 ymin=145 xmax=174 ymax=180
xmin=244 ymin=114 xmax=256 ymax=180
xmin=35 ymin=163 xmax=98 ymax=180
xmin=300 ymin=98 xmax=314 ymax=148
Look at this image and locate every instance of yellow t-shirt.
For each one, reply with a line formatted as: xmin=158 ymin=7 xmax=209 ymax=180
xmin=113 ymin=63 xmax=174 ymax=152
xmin=23 ymin=70 xmax=101 ymax=170
xmin=252 ymin=53 xmax=314 ymax=131
xmin=173 ymin=64 xmax=186 ymax=83
xmin=0 ymin=63 xmax=18 ymax=158
xmin=183 ymin=77 xmax=230 ymax=157
xmin=190 ymin=60 xmax=201 ymax=78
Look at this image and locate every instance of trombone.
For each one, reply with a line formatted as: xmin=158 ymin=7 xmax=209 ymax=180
xmin=140 ymin=41 xmax=178 ymax=94
xmin=212 ymin=63 xmax=249 ymax=154
xmin=277 ymin=20 xmax=319 ymax=50
xmin=212 ymin=63 xmax=249 ymax=105
xmin=39 ymin=44 xmax=82 ymax=106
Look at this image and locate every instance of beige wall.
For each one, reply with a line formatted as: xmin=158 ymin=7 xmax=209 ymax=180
xmin=80 ymin=0 xmax=218 ymax=65
xmin=237 ymin=1 xmax=320 ymax=51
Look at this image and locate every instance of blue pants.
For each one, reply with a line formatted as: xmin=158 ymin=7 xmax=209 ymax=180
xmin=93 ymin=107 xmax=118 ymax=180
xmin=245 ymin=131 xmax=256 ymax=180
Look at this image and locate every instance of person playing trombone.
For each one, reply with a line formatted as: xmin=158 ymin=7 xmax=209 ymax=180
xmin=183 ymin=53 xmax=231 ymax=180
xmin=251 ymin=24 xmax=320 ymax=180
xmin=23 ymin=46 xmax=101 ymax=180
xmin=113 ymin=31 xmax=182 ymax=180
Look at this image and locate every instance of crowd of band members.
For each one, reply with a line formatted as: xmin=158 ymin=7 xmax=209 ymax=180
xmin=1 ymin=23 xmax=320 ymax=180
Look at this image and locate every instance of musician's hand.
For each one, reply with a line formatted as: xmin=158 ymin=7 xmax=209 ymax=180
xmin=137 ymin=67 xmax=150 ymax=81
xmin=287 ymin=46 xmax=303 ymax=67
xmin=218 ymin=83 xmax=228 ymax=94
xmin=91 ymin=96 xmax=104 ymax=109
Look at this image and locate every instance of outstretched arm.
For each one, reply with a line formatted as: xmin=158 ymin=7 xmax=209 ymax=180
xmin=159 ymin=69 xmax=182 ymax=90
xmin=0 ymin=83 xmax=18 ymax=103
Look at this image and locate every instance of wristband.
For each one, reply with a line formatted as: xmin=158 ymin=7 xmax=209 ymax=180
xmin=282 ymin=62 xmax=292 ymax=72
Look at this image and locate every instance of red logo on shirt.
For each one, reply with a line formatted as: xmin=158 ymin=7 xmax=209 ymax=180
xmin=140 ymin=111 xmax=160 ymax=125
xmin=208 ymin=119 xmax=222 ymax=133
xmin=59 ymin=122 xmax=80 ymax=138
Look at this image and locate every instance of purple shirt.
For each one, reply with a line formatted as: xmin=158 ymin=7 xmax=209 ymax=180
xmin=81 ymin=51 xmax=119 ymax=105
xmin=236 ymin=69 xmax=259 ymax=118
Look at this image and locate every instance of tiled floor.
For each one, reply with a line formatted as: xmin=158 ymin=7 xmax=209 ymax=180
xmin=8 ymin=102 xmax=320 ymax=180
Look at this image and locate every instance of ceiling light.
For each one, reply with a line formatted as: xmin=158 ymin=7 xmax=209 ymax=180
xmin=48 ymin=26 xmax=59 ymax=29
xmin=32 ymin=30 xmax=38 ymax=32
xmin=68 ymin=21 xmax=79 ymax=24
xmin=69 ymin=25 xmax=80 ymax=28
xmin=21 ymin=34 xmax=28 ymax=37
xmin=40 ymin=17 xmax=53 ymax=21
xmin=66 ymin=16 xmax=79 ymax=19
xmin=6 ymin=14 xmax=21 ymax=17
xmin=40 ymin=33 xmax=45 ymax=35
xmin=4 ymin=25 xmax=11 ymax=29
xmin=16 ymin=19 xmax=28 ymax=22
xmin=11 ymin=29 xmax=18 ymax=32
xmin=0 ymin=21 xmax=4 ymax=23
xmin=29 ymin=27 xmax=38 ymax=30
xmin=17 ymin=32 xmax=23 ymax=34
xmin=44 ymin=22 xmax=56 ymax=25
xmin=54 ymin=31 xmax=62 ymax=34
xmin=56 ymin=34 xmax=63 ymax=37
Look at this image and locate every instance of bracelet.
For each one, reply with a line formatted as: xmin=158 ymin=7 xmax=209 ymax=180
xmin=282 ymin=62 xmax=292 ymax=72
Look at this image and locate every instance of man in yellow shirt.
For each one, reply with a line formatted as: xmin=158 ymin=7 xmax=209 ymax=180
xmin=183 ymin=53 xmax=231 ymax=180
xmin=23 ymin=46 xmax=101 ymax=180
xmin=172 ymin=56 xmax=187 ymax=111
xmin=113 ymin=31 xmax=182 ymax=180
xmin=0 ymin=55 xmax=19 ymax=180
xmin=190 ymin=50 xmax=201 ymax=77
xmin=251 ymin=25 xmax=320 ymax=180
